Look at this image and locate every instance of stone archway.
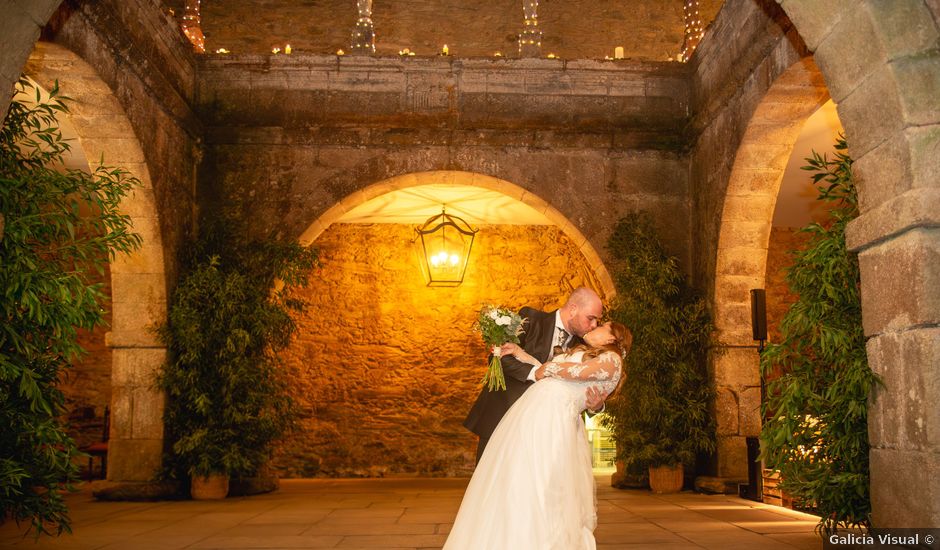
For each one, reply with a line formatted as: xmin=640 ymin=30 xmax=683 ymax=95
xmin=299 ymin=171 xmax=617 ymax=299
xmin=710 ymin=58 xmax=829 ymax=480
xmin=771 ymin=1 xmax=940 ymax=528
xmin=25 ymin=42 xmax=168 ymax=483
xmin=280 ymin=170 xmax=617 ymax=476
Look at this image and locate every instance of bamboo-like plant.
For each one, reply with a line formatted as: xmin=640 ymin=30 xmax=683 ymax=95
xmin=158 ymin=218 xmax=318 ymax=484
xmin=0 ymin=78 xmax=141 ymax=536
xmin=759 ymin=136 xmax=878 ymax=533
xmin=602 ymin=212 xmax=715 ymax=471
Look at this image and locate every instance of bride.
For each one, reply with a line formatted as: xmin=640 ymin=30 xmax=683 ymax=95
xmin=444 ymin=321 xmax=632 ymax=550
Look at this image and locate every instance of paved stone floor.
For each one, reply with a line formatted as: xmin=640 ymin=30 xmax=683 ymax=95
xmin=0 ymin=477 xmax=822 ymax=549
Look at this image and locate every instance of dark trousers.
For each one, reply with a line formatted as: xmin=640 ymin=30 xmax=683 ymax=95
xmin=475 ymin=437 xmax=489 ymax=464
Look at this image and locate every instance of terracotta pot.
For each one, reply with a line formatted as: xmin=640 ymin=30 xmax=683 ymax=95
xmin=191 ymin=473 xmax=229 ymax=500
xmin=648 ymin=464 xmax=684 ymax=494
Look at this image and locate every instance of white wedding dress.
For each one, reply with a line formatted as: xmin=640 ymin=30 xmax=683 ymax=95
xmin=444 ymin=350 xmax=623 ymax=550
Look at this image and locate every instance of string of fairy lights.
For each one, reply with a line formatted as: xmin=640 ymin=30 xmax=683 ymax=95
xmin=175 ymin=0 xmax=705 ymax=62
xmin=680 ymin=0 xmax=704 ymax=62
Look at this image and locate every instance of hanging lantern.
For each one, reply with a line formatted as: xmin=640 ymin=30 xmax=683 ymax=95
xmin=414 ymin=206 xmax=477 ymax=287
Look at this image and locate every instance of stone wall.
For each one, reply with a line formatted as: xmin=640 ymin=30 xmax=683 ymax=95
xmin=199 ymin=55 xmax=693 ymax=271
xmin=63 ymin=266 xmax=113 ymax=452
xmin=192 ymin=0 xmax=724 ymax=61
xmin=274 ymin=222 xmax=602 ymax=477
xmin=764 ymin=227 xmax=806 ymax=344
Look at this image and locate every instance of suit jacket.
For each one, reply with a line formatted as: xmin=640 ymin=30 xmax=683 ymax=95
xmin=463 ymin=307 xmax=583 ymax=439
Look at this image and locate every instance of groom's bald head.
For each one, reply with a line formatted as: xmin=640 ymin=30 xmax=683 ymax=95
xmin=561 ymin=287 xmax=603 ymax=337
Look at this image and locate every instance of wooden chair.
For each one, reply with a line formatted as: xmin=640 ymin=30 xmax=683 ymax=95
xmin=81 ymin=406 xmax=109 ymax=480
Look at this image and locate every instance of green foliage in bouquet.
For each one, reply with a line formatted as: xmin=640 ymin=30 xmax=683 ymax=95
xmin=474 ymin=305 xmax=524 ymax=391
xmin=601 ymin=212 xmax=715 ymax=469
xmin=759 ymin=137 xmax=878 ymax=533
xmin=158 ymin=217 xmax=318 ymax=480
xmin=0 ymin=78 xmax=141 ymax=536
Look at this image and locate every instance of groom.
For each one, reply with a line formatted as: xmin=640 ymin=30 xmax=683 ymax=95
xmin=463 ymin=287 xmax=606 ymax=463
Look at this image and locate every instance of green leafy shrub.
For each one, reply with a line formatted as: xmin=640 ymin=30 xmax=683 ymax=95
xmin=158 ymin=219 xmax=318 ymax=482
xmin=759 ymin=137 xmax=878 ymax=532
xmin=0 ymin=78 xmax=141 ymax=535
xmin=602 ymin=212 xmax=715 ymax=470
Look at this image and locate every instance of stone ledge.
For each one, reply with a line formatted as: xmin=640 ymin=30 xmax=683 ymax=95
xmin=91 ymin=480 xmax=183 ymax=501
xmin=846 ymin=188 xmax=940 ymax=251
xmin=694 ymin=475 xmax=747 ymax=495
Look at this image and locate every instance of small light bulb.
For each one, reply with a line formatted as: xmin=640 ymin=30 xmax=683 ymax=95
xmin=449 ymin=254 xmax=459 ymax=266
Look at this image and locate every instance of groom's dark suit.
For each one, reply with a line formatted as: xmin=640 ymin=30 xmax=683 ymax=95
xmin=463 ymin=307 xmax=583 ymax=460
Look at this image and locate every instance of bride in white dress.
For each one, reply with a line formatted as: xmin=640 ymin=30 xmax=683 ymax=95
xmin=444 ymin=321 xmax=632 ymax=550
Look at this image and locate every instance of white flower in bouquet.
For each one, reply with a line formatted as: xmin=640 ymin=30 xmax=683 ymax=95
xmin=474 ymin=305 xmax=525 ymax=391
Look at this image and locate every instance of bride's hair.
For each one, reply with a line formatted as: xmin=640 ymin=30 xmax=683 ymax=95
xmin=571 ymin=322 xmax=633 ymax=400
xmin=572 ymin=321 xmax=632 ymax=361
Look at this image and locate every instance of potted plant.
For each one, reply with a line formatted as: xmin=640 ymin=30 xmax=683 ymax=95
xmin=157 ymin=220 xmax=318 ymax=499
xmin=601 ymin=212 xmax=715 ymax=493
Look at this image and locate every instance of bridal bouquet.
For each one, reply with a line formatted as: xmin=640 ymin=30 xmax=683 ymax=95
xmin=474 ymin=305 xmax=525 ymax=391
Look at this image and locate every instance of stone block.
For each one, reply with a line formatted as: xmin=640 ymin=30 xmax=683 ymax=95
xmin=110 ymin=272 xmax=168 ymax=306
xmin=837 ymin=63 xmax=905 ymax=160
xmin=109 ymin=218 xmax=165 ymax=274
xmin=13 ymin=0 xmax=62 ymax=26
xmin=719 ymin=221 xmax=773 ymax=250
xmin=857 ymin=228 xmax=940 ymax=335
xmin=728 ymin=168 xmax=784 ymax=195
xmin=105 ymin=330 xmax=162 ymax=349
xmin=814 ymin=4 xmax=885 ymax=104
xmin=694 ymin=475 xmax=747 ymax=495
xmin=715 ymin=387 xmax=740 ymax=436
xmin=720 ymin=197 xmax=775 ymax=228
xmin=777 ymin=0 xmax=857 ymax=51
xmin=131 ymin=386 xmax=166 ymax=440
xmin=110 ymin=300 xmax=167 ymax=337
xmin=864 ymin=0 xmax=940 ymax=63
xmin=107 ymin=438 xmax=163 ymax=482
xmin=110 ymin=385 xmax=134 ymax=440
xmin=111 ymin=347 xmax=167 ymax=387
xmin=715 ymin=303 xmax=755 ymax=346
xmin=714 ymin=274 xmax=764 ymax=307
xmin=738 ymin=386 xmax=762 ymax=437
xmin=716 ymin=246 xmax=767 ymax=278
xmin=893 ymin=53 xmax=940 ymax=127
xmin=866 ymin=327 xmax=940 ymax=452
xmin=869 ymin=448 xmax=940 ymax=528
xmin=710 ymin=347 xmax=761 ymax=387
xmin=846 ymin=187 xmax=940 ymax=251
xmin=716 ymin=435 xmax=748 ymax=478
xmin=80 ymin=137 xmax=147 ymax=165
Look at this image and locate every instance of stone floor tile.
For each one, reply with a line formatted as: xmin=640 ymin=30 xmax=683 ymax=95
xmin=0 ymin=477 xmax=819 ymax=549
xmin=189 ymin=535 xmax=343 ymax=548
xmin=335 ymin=534 xmax=447 ymax=547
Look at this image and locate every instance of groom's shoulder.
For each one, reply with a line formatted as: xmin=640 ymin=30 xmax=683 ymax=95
xmin=519 ymin=306 xmax=552 ymax=320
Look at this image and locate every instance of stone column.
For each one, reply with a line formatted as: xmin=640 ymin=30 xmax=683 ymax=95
xmin=846 ymin=191 xmax=940 ymax=527
xmin=105 ymin=217 xmax=168 ymax=482
xmin=703 ymin=344 xmax=762 ymax=492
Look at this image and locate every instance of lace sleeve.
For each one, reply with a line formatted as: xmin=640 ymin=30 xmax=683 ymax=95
xmin=542 ymin=352 xmax=622 ymax=382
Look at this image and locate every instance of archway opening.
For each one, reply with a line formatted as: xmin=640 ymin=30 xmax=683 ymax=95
xmin=24 ymin=41 xmax=169 ymax=483
xmin=276 ymin=173 xmax=616 ymax=477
